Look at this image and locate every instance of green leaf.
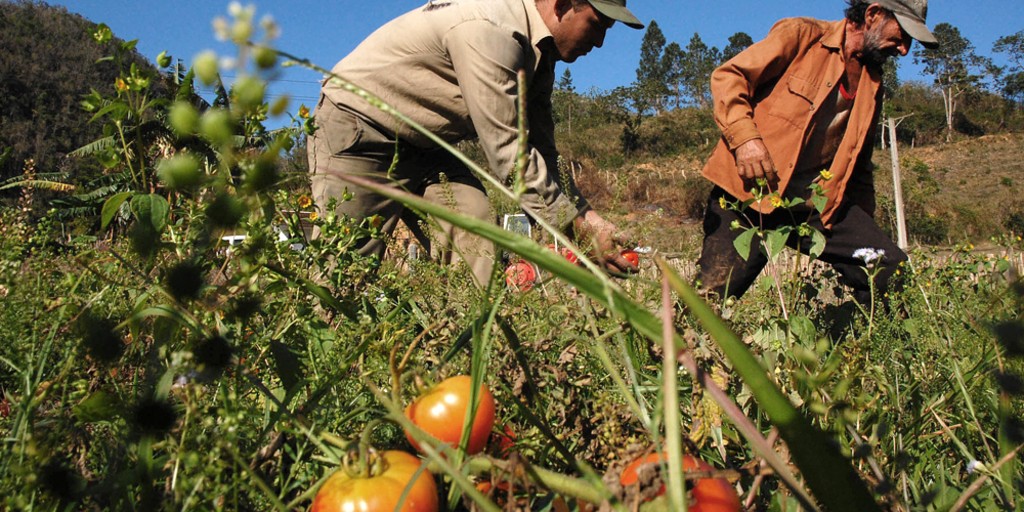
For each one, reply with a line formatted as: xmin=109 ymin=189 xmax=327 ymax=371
xmin=809 ymin=230 xmax=827 ymax=259
xmin=269 ymin=340 xmax=304 ymax=393
xmin=101 ymin=191 xmax=133 ymax=229
xmin=766 ymin=229 xmax=790 ymax=260
xmin=789 ymin=315 xmax=817 ymax=345
xmin=131 ymin=193 xmax=170 ymax=232
xmin=733 ymin=228 xmax=758 ymax=261
xmin=73 ymin=391 xmax=120 ymax=423
xmin=811 ymin=194 xmax=827 ymax=214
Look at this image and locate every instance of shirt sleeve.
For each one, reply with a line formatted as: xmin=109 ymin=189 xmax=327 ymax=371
xmin=445 ymin=20 xmax=585 ymax=230
xmin=711 ymin=18 xmax=811 ymax=150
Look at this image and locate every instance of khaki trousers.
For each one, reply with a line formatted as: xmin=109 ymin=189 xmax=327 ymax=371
xmin=308 ymin=95 xmax=495 ymax=286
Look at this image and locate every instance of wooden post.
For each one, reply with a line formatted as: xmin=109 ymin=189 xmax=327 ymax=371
xmin=888 ymin=117 xmax=909 ymax=250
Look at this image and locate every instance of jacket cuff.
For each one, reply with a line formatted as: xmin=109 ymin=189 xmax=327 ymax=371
xmin=721 ymin=119 xmax=762 ymax=150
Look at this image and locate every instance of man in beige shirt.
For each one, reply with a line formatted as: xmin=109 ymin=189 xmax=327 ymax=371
xmin=309 ymin=0 xmax=642 ymax=286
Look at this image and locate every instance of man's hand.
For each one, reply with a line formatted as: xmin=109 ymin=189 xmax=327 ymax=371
xmin=735 ymin=138 xmax=778 ymax=184
xmin=571 ymin=210 xmax=637 ymax=274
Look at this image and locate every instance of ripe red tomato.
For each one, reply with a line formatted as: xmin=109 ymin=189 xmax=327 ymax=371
xmin=547 ymin=244 xmax=580 ymax=265
xmin=620 ymin=452 xmax=740 ymax=512
xmin=405 ymin=375 xmax=497 ymax=455
xmin=311 ymin=450 xmax=439 ymax=512
xmin=504 ymin=261 xmax=537 ymax=291
xmin=620 ymin=250 xmax=640 ymax=268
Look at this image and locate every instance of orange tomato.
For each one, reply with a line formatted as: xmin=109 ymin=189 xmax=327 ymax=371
xmin=405 ymin=376 xmax=497 ymax=455
xmin=620 ymin=452 xmax=740 ymax=512
xmin=311 ymin=450 xmax=439 ymax=512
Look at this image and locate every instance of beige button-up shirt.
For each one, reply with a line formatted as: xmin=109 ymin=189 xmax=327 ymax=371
xmin=323 ymin=0 xmax=586 ymax=229
xmin=702 ymin=18 xmax=883 ymax=227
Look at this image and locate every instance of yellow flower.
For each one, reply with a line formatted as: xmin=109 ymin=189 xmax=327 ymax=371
xmin=769 ymin=195 xmax=784 ymax=208
xmin=115 ymin=78 xmax=128 ymax=92
xmin=308 ymin=211 xmax=318 ymax=221
xmin=298 ymin=105 xmax=310 ymax=119
xmin=819 ymin=169 xmax=834 ymax=181
xmin=718 ymin=196 xmax=728 ymax=209
xmin=297 ymin=194 xmax=312 ymax=209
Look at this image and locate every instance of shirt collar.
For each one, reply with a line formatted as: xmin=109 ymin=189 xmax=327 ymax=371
xmin=523 ymin=0 xmax=554 ymax=51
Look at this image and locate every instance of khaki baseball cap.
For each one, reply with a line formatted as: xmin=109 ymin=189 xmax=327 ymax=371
xmin=875 ymin=0 xmax=939 ymax=48
xmin=587 ymin=0 xmax=644 ymax=29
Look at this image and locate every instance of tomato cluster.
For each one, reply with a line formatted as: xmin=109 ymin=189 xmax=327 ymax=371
xmin=312 ymin=376 xmax=498 ymax=511
xmin=312 ymin=376 xmax=738 ymax=512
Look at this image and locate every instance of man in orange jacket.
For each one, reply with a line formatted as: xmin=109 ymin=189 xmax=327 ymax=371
xmin=696 ymin=0 xmax=938 ymax=305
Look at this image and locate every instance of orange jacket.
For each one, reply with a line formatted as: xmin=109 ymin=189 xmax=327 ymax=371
xmin=702 ymin=18 xmax=883 ymax=227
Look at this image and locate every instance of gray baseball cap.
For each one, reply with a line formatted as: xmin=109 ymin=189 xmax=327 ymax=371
xmin=587 ymin=0 xmax=644 ymax=29
xmin=875 ymin=0 xmax=939 ymax=48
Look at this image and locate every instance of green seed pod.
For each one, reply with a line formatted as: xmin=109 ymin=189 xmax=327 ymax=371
xmin=232 ymin=75 xmax=266 ymax=114
xmin=199 ymin=109 xmax=235 ymax=146
xmin=269 ymin=95 xmax=289 ymax=117
xmin=169 ymin=101 xmax=199 ymax=136
xmin=156 ymin=154 xmax=202 ymax=190
xmin=205 ymin=193 xmax=247 ymax=228
xmin=194 ymin=51 xmax=219 ymax=86
xmin=253 ymin=46 xmax=277 ymax=69
xmin=231 ymin=19 xmax=253 ymax=43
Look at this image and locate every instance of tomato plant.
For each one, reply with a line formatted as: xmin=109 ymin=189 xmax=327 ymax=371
xmin=620 ymin=249 xmax=640 ymax=268
xmin=405 ymin=375 xmax=497 ymax=455
xmin=311 ymin=450 xmax=439 ymax=512
xmin=620 ymin=452 xmax=740 ymax=512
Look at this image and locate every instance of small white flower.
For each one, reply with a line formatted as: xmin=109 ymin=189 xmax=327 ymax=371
xmin=966 ymin=460 xmax=985 ymax=474
xmin=853 ymin=247 xmax=886 ymax=265
xmin=212 ymin=17 xmax=230 ymax=41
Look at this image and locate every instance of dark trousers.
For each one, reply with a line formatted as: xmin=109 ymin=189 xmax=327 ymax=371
xmin=696 ymin=187 xmax=907 ymax=306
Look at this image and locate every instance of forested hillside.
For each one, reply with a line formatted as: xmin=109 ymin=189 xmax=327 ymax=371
xmin=0 ymin=0 xmax=156 ymax=186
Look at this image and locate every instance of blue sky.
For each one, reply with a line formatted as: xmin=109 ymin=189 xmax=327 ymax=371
xmin=49 ymin=0 xmax=1021 ymax=124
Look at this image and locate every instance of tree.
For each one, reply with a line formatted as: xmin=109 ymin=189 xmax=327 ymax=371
xmin=635 ymin=20 xmax=668 ymax=113
xmin=662 ymin=42 xmax=685 ymax=109
xmin=552 ymin=68 xmax=577 ymax=137
xmin=915 ymin=23 xmax=992 ymax=141
xmin=679 ymin=33 xmax=721 ymax=108
xmin=722 ymin=32 xmax=754 ymax=62
xmin=993 ymin=30 xmax=1024 ymax=105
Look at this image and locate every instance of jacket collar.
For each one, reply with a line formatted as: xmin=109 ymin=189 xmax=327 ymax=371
xmin=820 ymin=19 xmax=846 ymax=52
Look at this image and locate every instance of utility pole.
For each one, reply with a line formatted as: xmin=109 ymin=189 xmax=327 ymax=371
xmin=886 ymin=115 xmax=913 ymax=250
